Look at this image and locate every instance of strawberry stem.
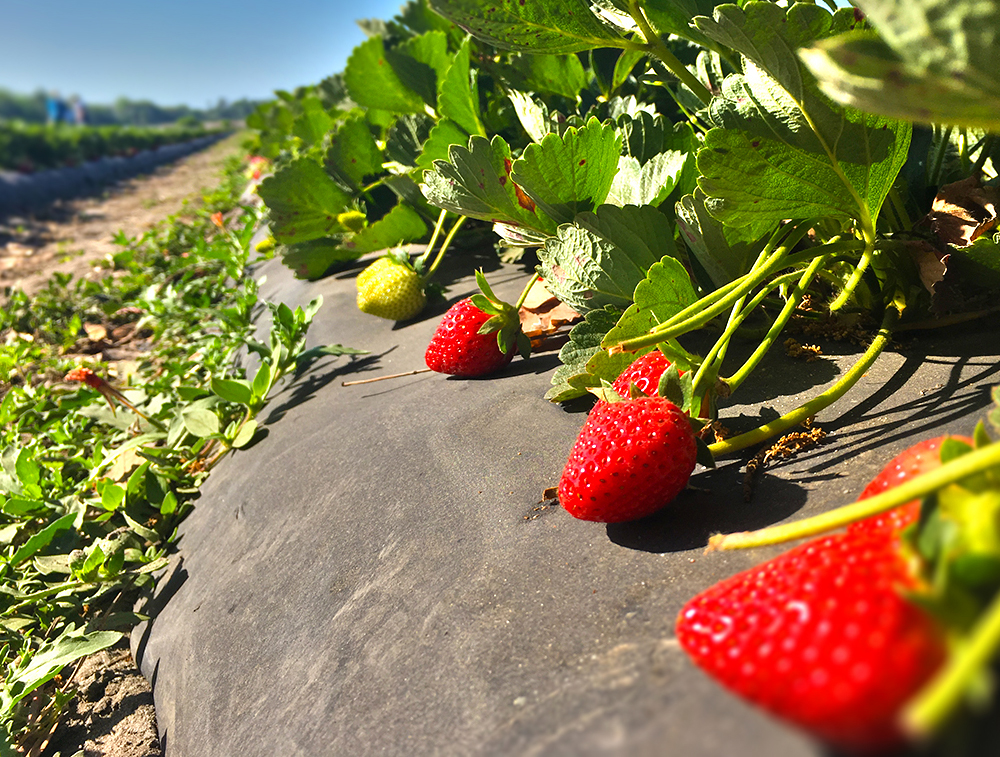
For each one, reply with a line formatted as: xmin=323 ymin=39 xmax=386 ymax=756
xmin=514 ymin=274 xmax=539 ymax=311
xmin=706 ymin=305 xmax=898 ymax=460
xmin=422 ymin=214 xmax=467 ymax=284
xmin=416 ymin=208 xmax=448 ymax=272
xmin=828 ymin=231 xmax=874 ymax=313
xmin=723 ymin=252 xmax=830 ymax=392
xmin=901 ymin=585 xmax=1000 ymax=739
xmin=708 ymin=440 xmax=1000 ymax=551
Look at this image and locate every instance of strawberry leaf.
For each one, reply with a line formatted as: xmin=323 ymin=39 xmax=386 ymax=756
xmin=280 ymin=204 xmax=427 ymax=279
xmin=257 ymin=159 xmax=352 ymax=244
xmin=428 ymin=0 xmax=626 ymax=54
xmin=344 ymin=36 xmax=427 ymax=114
xmin=510 ymin=117 xmax=622 ymax=224
xmin=545 ymin=306 xmax=623 ymax=402
xmin=325 ymin=116 xmax=384 ymax=190
xmin=676 ymin=189 xmax=766 ymax=288
xmin=800 ymin=0 xmax=1000 ymax=132
xmin=503 ymin=53 xmax=589 ymax=101
xmin=421 ymin=134 xmax=559 ymax=235
xmin=537 ymin=204 xmax=675 ymax=313
xmin=694 ymin=2 xmax=911 ymax=230
xmin=437 ymin=37 xmax=485 ymax=137
xmin=600 ymin=254 xmax=698 ymax=354
xmin=415 ymin=118 xmax=471 ymax=170
xmin=606 ymin=150 xmax=689 ymax=208
xmin=291 ymin=97 xmax=335 ymax=148
xmin=392 ymin=30 xmax=452 ymax=107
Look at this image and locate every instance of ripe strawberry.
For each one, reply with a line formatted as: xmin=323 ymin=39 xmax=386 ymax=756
xmin=424 ymin=271 xmax=530 ymax=377
xmin=356 ymin=253 xmax=426 ymax=321
xmin=424 ymin=299 xmax=513 ymax=376
xmin=558 ymin=396 xmax=697 ymax=522
xmin=611 ymin=350 xmax=673 ymax=399
xmin=849 ymin=435 xmax=973 ymax=539
xmin=676 ymin=530 xmax=947 ymax=752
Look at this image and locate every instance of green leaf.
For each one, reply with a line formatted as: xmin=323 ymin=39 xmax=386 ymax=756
xmin=181 ymin=407 xmax=220 ymax=438
xmin=385 ymin=114 xmax=434 ymax=169
xmin=545 ymin=306 xmax=624 ymax=402
xmin=421 ymin=134 xmax=558 ymax=235
xmin=344 ymin=36 xmax=427 ymax=114
xmin=437 ymin=37 xmax=484 ymax=137
xmin=343 ymin=203 xmax=427 ymax=255
xmin=10 ymin=512 xmax=76 ymax=566
xmin=600 ymin=255 xmax=699 ymax=352
xmin=416 ymin=118 xmax=472 ymax=170
xmin=252 ymin=361 xmax=274 ymax=402
xmin=697 ymin=65 xmax=910 ymax=229
xmin=606 ymin=150 xmax=689 ymax=208
xmin=676 ymin=188 xmax=764 ymax=287
xmin=14 ymin=448 xmax=40 ymax=498
xmin=800 ymin=0 xmax=1000 ymax=131
xmin=642 ymin=0 xmax=719 ymax=47
xmin=511 ymin=117 xmax=622 ymax=224
xmin=325 ymin=116 xmax=384 ymax=190
xmin=508 ymin=52 xmax=590 ymax=100
xmin=508 ymin=91 xmax=552 ymax=144
xmin=101 ymin=483 xmax=126 ymax=512
xmin=258 ymin=159 xmax=352 ymax=244
xmin=691 ymin=2 xmax=912 ymax=229
xmin=211 ymin=377 xmax=254 ymax=406
xmin=291 ymin=97 xmax=334 ymax=148
xmin=391 ymin=31 xmax=452 ymax=107
xmin=428 ymin=0 xmax=625 ymax=53
xmin=538 ymin=204 xmax=674 ymax=313
xmin=281 ymin=204 xmax=427 ymax=279
xmin=232 ymin=420 xmax=258 ymax=449
xmin=2 ymin=628 xmax=122 ymax=718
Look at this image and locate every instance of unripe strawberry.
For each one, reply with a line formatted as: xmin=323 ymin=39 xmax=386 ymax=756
xmin=356 ymin=254 xmax=426 ymax=321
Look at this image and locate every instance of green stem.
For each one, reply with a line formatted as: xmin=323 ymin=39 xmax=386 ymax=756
xmin=828 ymin=232 xmax=874 ymax=313
xmin=690 ymin=269 xmax=805 ymax=399
xmin=707 ymin=305 xmax=898 ymax=459
xmin=513 ymin=274 xmax=539 ymax=311
xmin=627 ymin=0 xmax=713 ymax=106
xmin=903 ymin=582 xmax=1000 ymax=738
xmin=416 ymin=209 xmax=448 ymax=271
xmin=422 ymin=214 xmax=467 ymax=283
xmin=610 ymin=223 xmax=811 ymax=354
xmin=888 ymin=186 xmax=912 ymax=232
xmin=971 ymin=134 xmax=996 ymax=176
xmin=724 ymin=253 xmax=830 ymax=392
xmin=931 ymin=126 xmax=953 ymax=186
xmin=709 ymin=440 xmax=1000 ymax=551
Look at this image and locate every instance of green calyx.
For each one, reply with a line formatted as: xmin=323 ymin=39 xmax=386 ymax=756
xmin=471 ymin=269 xmax=532 ymax=359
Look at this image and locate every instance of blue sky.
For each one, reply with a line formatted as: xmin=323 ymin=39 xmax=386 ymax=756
xmin=4 ymin=0 xmax=408 ymax=108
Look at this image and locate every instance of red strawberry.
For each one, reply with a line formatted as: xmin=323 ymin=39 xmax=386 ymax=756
xmin=424 ymin=271 xmax=530 ymax=378
xmin=558 ymin=396 xmax=697 ymax=522
xmin=849 ymin=435 xmax=973 ymax=539
xmin=424 ymin=298 xmax=514 ymax=377
xmin=676 ymin=529 xmax=947 ymax=752
xmin=611 ymin=350 xmax=673 ymax=398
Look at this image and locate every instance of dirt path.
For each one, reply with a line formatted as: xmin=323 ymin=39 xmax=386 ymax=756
xmin=0 ymin=131 xmax=247 ymax=302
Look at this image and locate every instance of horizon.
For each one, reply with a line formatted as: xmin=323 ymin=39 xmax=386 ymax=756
xmin=4 ymin=0 xmax=408 ymax=110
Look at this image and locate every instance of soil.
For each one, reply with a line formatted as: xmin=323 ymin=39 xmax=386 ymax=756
xmin=1 ymin=132 xmax=246 ymax=303
xmin=0 ymin=133 xmax=248 ymax=756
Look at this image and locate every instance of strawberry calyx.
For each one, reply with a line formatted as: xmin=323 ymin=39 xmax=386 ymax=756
xmin=469 ymin=269 xmax=532 ymax=360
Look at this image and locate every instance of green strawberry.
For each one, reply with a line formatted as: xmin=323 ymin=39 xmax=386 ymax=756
xmin=356 ymin=252 xmax=426 ymax=321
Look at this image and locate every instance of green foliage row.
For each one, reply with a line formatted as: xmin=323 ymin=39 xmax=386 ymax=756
xmin=0 ymin=122 xmax=222 ymax=173
xmin=0 ymin=149 xmax=363 ymax=750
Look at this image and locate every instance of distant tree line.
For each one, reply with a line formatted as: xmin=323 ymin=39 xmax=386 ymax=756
xmin=0 ymin=88 xmax=263 ymax=125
